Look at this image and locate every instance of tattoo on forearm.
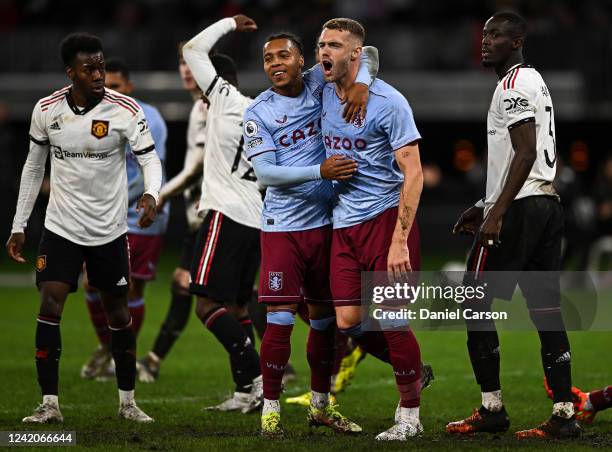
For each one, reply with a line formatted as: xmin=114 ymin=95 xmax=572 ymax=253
xmin=399 ymin=205 xmax=413 ymax=232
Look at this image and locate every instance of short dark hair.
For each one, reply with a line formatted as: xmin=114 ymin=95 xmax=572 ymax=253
xmin=321 ymin=18 xmax=365 ymax=44
xmin=265 ymin=32 xmax=304 ymax=55
xmin=211 ymin=53 xmax=238 ymax=87
xmin=105 ymin=58 xmax=130 ymax=80
xmin=59 ymin=32 xmax=103 ymax=67
xmin=492 ymin=11 xmax=527 ymax=38
xmin=177 ymin=40 xmax=187 ymax=60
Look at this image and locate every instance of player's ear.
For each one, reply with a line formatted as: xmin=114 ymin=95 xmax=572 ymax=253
xmin=512 ymin=36 xmax=524 ymax=50
xmin=351 ymin=46 xmax=362 ymax=61
xmin=298 ymin=54 xmax=304 ymax=70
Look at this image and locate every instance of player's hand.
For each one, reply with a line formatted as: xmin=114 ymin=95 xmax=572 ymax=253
xmin=452 ymin=205 xmax=484 ymax=236
xmin=341 ymin=82 xmax=369 ymax=123
xmin=137 ymin=194 xmax=157 ymax=229
xmin=387 ymin=240 xmax=411 ymax=283
xmin=6 ymin=232 xmax=26 ymax=264
xmin=478 ymin=210 xmax=502 ymax=248
xmin=320 ymin=155 xmax=358 ymax=180
xmin=233 ymin=14 xmax=257 ymax=32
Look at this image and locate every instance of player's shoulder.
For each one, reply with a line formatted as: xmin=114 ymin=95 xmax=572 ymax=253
xmin=245 ymin=88 xmax=275 ymax=117
xmin=138 ymin=100 xmax=164 ymax=122
xmin=369 ymin=78 xmax=410 ymax=111
xmin=102 ymin=88 xmax=142 ymax=116
xmin=499 ymin=64 xmax=542 ymax=92
xmin=36 ymin=85 xmax=71 ymax=113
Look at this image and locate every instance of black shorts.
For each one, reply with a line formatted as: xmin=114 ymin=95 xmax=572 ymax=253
xmin=36 ymin=228 xmax=130 ymax=296
xmin=178 ymin=230 xmax=197 ymax=271
xmin=189 ymin=210 xmax=260 ymax=305
xmin=464 ymin=195 xmax=563 ymax=308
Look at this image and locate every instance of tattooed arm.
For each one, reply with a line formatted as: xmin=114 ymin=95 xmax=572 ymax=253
xmin=388 ymin=142 xmax=423 ymax=279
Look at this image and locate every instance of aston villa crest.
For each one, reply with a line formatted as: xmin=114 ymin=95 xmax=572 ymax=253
xmin=268 ymin=271 xmax=283 ymax=291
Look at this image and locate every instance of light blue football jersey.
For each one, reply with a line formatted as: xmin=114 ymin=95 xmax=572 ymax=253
xmin=244 ymin=66 xmax=333 ymax=232
xmin=126 ymin=101 xmax=169 ymax=235
xmin=321 ymin=79 xmax=421 ymax=229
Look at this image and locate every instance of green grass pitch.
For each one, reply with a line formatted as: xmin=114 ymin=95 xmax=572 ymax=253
xmin=0 ymin=252 xmax=610 ymax=451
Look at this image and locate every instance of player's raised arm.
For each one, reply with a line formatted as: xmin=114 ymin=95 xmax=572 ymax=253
xmin=183 ymin=15 xmax=257 ymax=97
xmin=7 ymin=103 xmax=50 ymax=263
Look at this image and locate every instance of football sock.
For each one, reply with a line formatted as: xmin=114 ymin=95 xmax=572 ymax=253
xmin=151 ymin=291 xmax=192 ymax=359
xmin=332 ymin=330 xmax=349 ymax=376
xmin=538 ymin=330 xmax=572 ymax=403
xmin=552 ymin=402 xmax=574 ymax=419
xmin=339 ymin=321 xmax=390 ymax=363
xmin=307 ymin=316 xmax=336 ymax=394
xmin=85 ymin=291 xmax=110 ymax=346
xmin=119 ymin=389 xmax=135 ymax=406
xmin=262 ymin=398 xmax=281 ymax=415
xmin=239 ymin=315 xmax=255 ymax=346
xmin=588 ymin=386 xmax=612 ymax=411
xmin=398 ymin=406 xmax=420 ymax=423
xmin=35 ymin=314 xmax=62 ymax=396
xmin=43 ymin=395 xmax=59 ymax=407
xmin=128 ymin=298 xmax=145 ymax=337
xmin=384 ymin=329 xmax=421 ymax=408
xmin=109 ymin=320 xmax=137 ymax=391
xmin=201 ymin=306 xmax=261 ymax=393
xmin=482 ymin=390 xmax=503 ymax=412
xmin=260 ymin=311 xmax=295 ymax=400
xmin=467 ymin=330 xmax=501 ymax=393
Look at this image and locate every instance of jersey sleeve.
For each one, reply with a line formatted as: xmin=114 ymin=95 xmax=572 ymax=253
xmin=499 ymin=80 xmax=536 ymax=130
xmin=126 ymin=108 xmax=162 ymax=202
xmin=380 ymin=93 xmax=422 ymax=150
xmin=147 ymin=106 xmax=168 ymax=163
xmin=243 ymin=109 xmax=276 ymax=160
xmin=29 ymin=100 xmax=49 ymax=145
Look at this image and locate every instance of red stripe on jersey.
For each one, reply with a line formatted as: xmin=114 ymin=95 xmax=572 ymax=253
xmin=41 ymin=97 xmax=66 ymax=111
xmin=106 ymin=92 xmax=140 ymax=112
xmin=510 ymin=67 xmax=520 ymax=89
xmin=41 ymin=87 xmax=70 ymax=106
xmin=104 ymin=94 xmax=138 ymax=115
xmin=102 ymin=96 xmax=137 ymax=116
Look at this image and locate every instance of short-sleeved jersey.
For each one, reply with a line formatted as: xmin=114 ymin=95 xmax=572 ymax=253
xmin=29 ymin=86 xmax=157 ymax=246
xmin=243 ymin=67 xmax=332 ymax=232
xmin=199 ymin=75 xmax=262 ymax=229
xmin=126 ymin=101 xmax=169 ymax=235
xmin=485 ymin=64 xmax=558 ymax=216
xmin=321 ymin=79 xmax=421 ymax=229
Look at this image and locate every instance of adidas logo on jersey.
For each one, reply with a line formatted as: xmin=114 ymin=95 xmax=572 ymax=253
xmin=49 ymin=121 xmax=61 ymax=130
xmin=116 ymin=276 xmax=128 ymax=286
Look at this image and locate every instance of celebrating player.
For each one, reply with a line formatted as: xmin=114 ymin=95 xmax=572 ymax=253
xmin=80 ymin=58 xmax=169 ymax=380
xmin=318 ymin=18 xmax=424 ymax=441
xmin=6 ymin=33 xmax=161 ymax=423
xmin=244 ymin=30 xmax=378 ymax=435
xmin=181 ymin=16 xmax=264 ymax=412
xmin=447 ymin=11 xmax=581 ymax=439
xmin=137 ymin=42 xmax=208 ymax=383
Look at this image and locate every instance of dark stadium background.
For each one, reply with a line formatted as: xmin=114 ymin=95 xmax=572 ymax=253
xmin=0 ymin=0 xmax=610 ymax=266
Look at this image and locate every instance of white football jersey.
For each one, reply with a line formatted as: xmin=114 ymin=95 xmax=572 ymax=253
xmin=184 ymin=17 xmax=262 ymax=230
xmin=13 ymin=86 xmax=162 ymax=246
xmin=484 ymin=64 xmax=558 ymax=216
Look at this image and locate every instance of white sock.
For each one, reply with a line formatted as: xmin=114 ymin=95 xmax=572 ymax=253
xmin=552 ymin=401 xmax=574 ymax=419
xmin=262 ymin=398 xmax=280 ymax=416
xmin=482 ymin=390 xmax=503 ymax=412
xmin=398 ymin=406 xmax=420 ymax=424
xmin=584 ymin=394 xmax=594 ymax=411
xmin=43 ymin=395 xmax=59 ymax=407
xmin=148 ymin=351 xmax=160 ymax=363
xmin=119 ymin=389 xmax=135 ymax=406
xmin=311 ymin=391 xmax=329 ymax=409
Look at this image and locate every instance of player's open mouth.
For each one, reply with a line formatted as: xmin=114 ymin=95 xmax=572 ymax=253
xmin=271 ymin=69 xmax=287 ymax=81
xmin=321 ymin=60 xmax=333 ymax=76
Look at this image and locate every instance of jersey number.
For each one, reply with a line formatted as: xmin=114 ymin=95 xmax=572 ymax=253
xmin=544 ymin=106 xmax=556 ymax=168
xmin=231 ymin=136 xmax=257 ymax=181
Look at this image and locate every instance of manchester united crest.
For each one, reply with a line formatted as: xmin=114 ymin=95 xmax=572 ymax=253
xmin=35 ymin=255 xmax=47 ymax=272
xmin=268 ymin=271 xmax=283 ymax=291
xmin=91 ymin=120 xmax=109 ymax=139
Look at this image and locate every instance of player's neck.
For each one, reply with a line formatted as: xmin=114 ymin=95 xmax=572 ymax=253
xmin=272 ymin=78 xmax=304 ymax=98
xmin=70 ymin=86 xmax=97 ymax=108
xmin=334 ymin=63 xmax=359 ymax=99
xmin=496 ymin=54 xmax=523 ymax=79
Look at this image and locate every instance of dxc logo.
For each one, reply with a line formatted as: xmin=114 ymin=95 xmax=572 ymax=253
xmin=503 ymin=97 xmax=529 ymax=111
